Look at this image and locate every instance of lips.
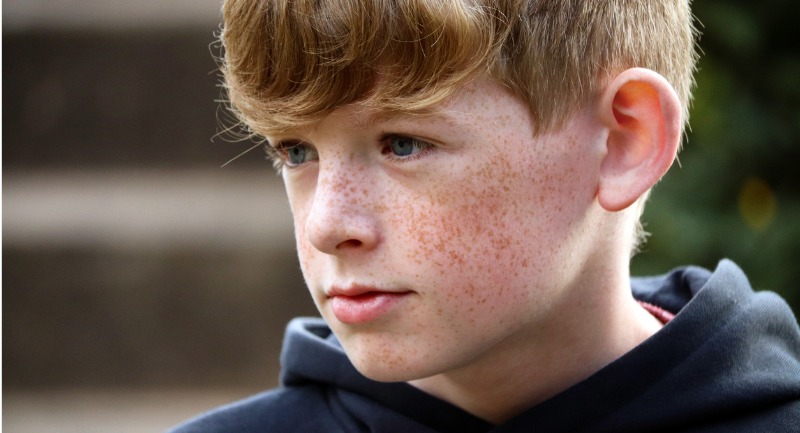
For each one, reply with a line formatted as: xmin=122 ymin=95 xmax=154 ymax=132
xmin=327 ymin=286 xmax=412 ymax=324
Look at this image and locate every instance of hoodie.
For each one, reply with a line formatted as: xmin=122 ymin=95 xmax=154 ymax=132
xmin=169 ymin=260 xmax=800 ymax=432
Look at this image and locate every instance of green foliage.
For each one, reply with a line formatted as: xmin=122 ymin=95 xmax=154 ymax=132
xmin=631 ymin=0 xmax=800 ymax=314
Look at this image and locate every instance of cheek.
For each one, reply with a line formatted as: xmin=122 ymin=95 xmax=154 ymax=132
xmin=392 ymin=168 xmax=538 ymax=308
xmin=391 ymin=142 xmax=595 ymax=318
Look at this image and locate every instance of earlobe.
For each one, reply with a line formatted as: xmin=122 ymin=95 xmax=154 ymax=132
xmin=596 ymin=68 xmax=682 ymax=212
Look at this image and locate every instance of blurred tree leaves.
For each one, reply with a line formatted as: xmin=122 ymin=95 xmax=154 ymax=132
xmin=631 ymin=0 xmax=800 ymax=313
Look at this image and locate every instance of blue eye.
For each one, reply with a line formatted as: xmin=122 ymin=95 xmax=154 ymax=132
xmin=278 ymin=142 xmax=318 ymax=167
xmin=385 ymin=135 xmax=431 ymax=158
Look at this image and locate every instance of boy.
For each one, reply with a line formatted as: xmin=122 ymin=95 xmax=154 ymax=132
xmin=171 ymin=0 xmax=800 ymax=431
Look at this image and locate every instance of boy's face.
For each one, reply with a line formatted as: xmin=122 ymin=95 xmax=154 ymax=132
xmin=275 ymin=77 xmax=605 ymax=382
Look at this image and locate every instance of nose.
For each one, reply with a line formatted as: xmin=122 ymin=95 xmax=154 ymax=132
xmin=304 ymin=165 xmax=381 ymax=255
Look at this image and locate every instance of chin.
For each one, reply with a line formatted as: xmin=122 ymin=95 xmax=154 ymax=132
xmin=347 ymin=349 xmax=436 ymax=383
xmin=349 ymin=357 xmax=413 ymax=382
xmin=356 ymin=366 xmax=414 ymax=383
xmin=333 ymin=325 xmax=449 ymax=383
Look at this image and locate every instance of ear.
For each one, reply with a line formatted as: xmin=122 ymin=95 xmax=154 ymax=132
xmin=596 ymin=68 xmax=682 ymax=211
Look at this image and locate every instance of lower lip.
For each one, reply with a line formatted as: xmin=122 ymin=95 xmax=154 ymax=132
xmin=329 ymin=292 xmax=410 ymax=324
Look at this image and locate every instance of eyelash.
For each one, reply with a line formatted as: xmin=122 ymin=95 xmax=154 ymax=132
xmin=264 ymin=142 xmax=282 ymax=168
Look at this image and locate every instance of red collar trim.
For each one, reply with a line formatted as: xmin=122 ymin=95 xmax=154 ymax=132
xmin=637 ymin=301 xmax=676 ymax=325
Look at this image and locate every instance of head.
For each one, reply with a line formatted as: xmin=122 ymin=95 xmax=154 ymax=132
xmin=220 ymin=0 xmax=698 ymax=251
xmin=218 ymin=0 xmax=698 ymax=381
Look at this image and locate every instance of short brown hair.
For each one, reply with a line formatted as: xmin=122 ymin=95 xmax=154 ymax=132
xmin=220 ymin=0 xmax=698 ymax=138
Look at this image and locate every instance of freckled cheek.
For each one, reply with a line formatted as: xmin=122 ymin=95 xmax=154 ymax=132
xmin=392 ymin=182 xmax=530 ymax=303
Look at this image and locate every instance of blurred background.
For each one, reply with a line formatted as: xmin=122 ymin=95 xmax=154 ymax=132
xmin=3 ymin=0 xmax=799 ymax=431
xmin=3 ymin=1 xmax=317 ymax=431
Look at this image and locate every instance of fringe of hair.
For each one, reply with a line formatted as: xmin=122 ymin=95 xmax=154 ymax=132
xmin=219 ymin=0 xmax=699 ymax=139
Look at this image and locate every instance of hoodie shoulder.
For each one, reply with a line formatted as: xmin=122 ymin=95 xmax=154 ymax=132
xmin=614 ymin=260 xmax=800 ymax=431
xmin=167 ymin=318 xmax=349 ymax=433
xmin=166 ymin=386 xmax=346 ymax=433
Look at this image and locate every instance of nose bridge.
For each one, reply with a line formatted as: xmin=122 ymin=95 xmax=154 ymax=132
xmin=315 ymin=161 xmax=358 ymax=219
xmin=319 ymin=149 xmax=368 ymax=204
xmin=305 ymin=156 xmax=378 ymax=253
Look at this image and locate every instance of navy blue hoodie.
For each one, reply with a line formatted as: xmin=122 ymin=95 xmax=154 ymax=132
xmin=169 ymin=260 xmax=800 ymax=432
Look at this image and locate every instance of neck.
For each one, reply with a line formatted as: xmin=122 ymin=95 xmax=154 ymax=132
xmin=408 ymin=260 xmax=663 ymax=424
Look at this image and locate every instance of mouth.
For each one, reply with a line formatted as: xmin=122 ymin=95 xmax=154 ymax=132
xmin=327 ymin=286 xmax=412 ymax=324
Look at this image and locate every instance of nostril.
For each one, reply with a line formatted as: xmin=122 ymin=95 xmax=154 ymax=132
xmin=337 ymin=239 xmax=363 ymax=249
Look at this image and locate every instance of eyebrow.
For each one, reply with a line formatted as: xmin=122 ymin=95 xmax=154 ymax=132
xmin=348 ymin=107 xmax=456 ymax=131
